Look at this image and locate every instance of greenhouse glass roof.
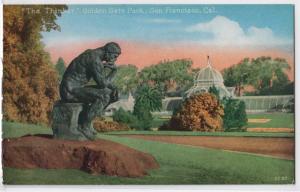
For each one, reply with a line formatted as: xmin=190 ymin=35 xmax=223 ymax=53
xmin=194 ymin=59 xmax=224 ymax=85
xmin=186 ymin=56 xmax=230 ymax=98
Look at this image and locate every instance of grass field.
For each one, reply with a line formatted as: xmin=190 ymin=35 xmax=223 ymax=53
xmin=107 ymin=130 xmax=294 ymax=137
xmin=246 ymin=113 xmax=294 ymax=128
xmin=3 ymin=121 xmax=294 ymax=138
xmin=2 ymin=121 xmax=52 ymax=138
xmin=152 ymin=112 xmax=294 ymax=129
xmin=2 ymin=121 xmax=295 ymax=184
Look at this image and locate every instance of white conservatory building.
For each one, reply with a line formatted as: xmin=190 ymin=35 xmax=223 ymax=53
xmin=185 ymin=56 xmax=234 ymax=98
xmin=161 ymin=56 xmax=293 ymax=114
xmin=104 ymin=92 xmax=135 ymax=116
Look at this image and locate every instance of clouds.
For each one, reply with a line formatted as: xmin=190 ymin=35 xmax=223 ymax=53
xmin=186 ymin=16 xmax=292 ymax=49
xmin=187 ymin=16 xmax=244 ymax=43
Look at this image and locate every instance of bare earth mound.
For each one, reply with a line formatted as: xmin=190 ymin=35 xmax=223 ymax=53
xmin=3 ymin=135 xmax=159 ymax=177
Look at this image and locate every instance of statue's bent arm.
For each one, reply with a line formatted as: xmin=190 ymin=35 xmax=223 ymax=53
xmin=106 ymin=66 xmax=117 ymax=83
xmin=90 ymin=61 xmax=107 ymax=89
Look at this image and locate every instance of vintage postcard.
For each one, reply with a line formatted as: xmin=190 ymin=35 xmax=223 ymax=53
xmin=2 ymin=3 xmax=296 ymax=187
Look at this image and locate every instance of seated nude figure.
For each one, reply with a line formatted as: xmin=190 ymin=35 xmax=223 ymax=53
xmin=59 ymin=42 xmax=121 ymax=140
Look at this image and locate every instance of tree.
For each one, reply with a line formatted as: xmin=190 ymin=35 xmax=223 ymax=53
xmin=222 ymin=57 xmax=292 ymax=96
xmin=134 ymin=84 xmax=163 ymax=113
xmin=133 ymin=84 xmax=162 ymax=130
xmin=113 ymin=64 xmax=138 ymax=94
xmin=161 ymin=93 xmax=224 ymax=132
xmin=250 ymin=57 xmax=291 ymax=95
xmin=223 ymin=98 xmax=247 ymax=131
xmin=3 ymin=5 xmax=67 ymax=124
xmin=222 ymin=58 xmax=251 ymax=96
xmin=55 ymin=57 xmax=66 ymax=81
xmin=139 ymin=59 xmax=193 ymax=96
xmin=223 ymin=67 xmax=236 ymax=87
xmin=208 ymin=85 xmax=220 ymax=100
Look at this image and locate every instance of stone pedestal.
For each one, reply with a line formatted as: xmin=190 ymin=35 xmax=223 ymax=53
xmin=52 ymin=101 xmax=87 ymax=141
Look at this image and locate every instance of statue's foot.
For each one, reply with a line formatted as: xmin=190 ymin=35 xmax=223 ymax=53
xmin=79 ymin=124 xmax=96 ymax=141
xmin=91 ymin=128 xmax=97 ymax=135
xmin=81 ymin=129 xmax=96 ymax=140
xmin=89 ymin=123 xmax=97 ymax=135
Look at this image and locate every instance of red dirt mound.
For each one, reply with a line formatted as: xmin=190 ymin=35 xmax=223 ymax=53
xmin=3 ymin=135 xmax=159 ymax=177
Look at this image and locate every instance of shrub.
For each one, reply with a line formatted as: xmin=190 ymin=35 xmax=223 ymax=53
xmin=134 ymin=110 xmax=153 ymax=130
xmin=93 ymin=117 xmax=130 ymax=132
xmin=112 ymin=108 xmax=139 ymax=128
xmin=208 ymin=85 xmax=220 ymax=100
xmin=112 ymin=107 xmax=154 ymax=131
xmin=223 ymin=98 xmax=247 ymax=131
xmin=161 ymin=93 xmax=224 ymax=132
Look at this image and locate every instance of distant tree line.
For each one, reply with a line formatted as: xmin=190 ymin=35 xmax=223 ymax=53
xmin=115 ymin=56 xmax=293 ymax=99
xmin=222 ymin=56 xmax=293 ymax=96
xmin=113 ymin=59 xmax=195 ymax=97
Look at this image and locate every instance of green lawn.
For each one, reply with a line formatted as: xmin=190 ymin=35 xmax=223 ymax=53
xmin=151 ymin=112 xmax=294 ymax=129
xmin=151 ymin=117 xmax=168 ymax=128
xmin=2 ymin=121 xmax=52 ymax=138
xmin=246 ymin=113 xmax=294 ymax=128
xmin=106 ymin=130 xmax=294 ymax=137
xmin=3 ymin=121 xmax=294 ymax=138
xmin=2 ymin=121 xmax=295 ymax=184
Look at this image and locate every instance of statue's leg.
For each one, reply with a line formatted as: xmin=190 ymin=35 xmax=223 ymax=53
xmin=70 ymin=87 xmax=112 ymax=140
xmin=84 ymin=88 xmax=112 ymax=136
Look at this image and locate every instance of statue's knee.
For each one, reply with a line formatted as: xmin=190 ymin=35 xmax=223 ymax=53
xmin=95 ymin=94 xmax=110 ymax=106
xmin=104 ymin=88 xmax=112 ymax=95
xmin=104 ymin=94 xmax=111 ymax=104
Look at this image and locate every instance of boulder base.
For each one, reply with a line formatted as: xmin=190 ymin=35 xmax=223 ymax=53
xmin=3 ymin=135 xmax=159 ymax=177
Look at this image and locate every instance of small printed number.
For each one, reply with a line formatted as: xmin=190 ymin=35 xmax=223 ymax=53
xmin=274 ymin=176 xmax=288 ymax=181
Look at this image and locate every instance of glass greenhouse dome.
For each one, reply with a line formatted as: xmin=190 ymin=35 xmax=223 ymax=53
xmin=185 ymin=56 xmax=232 ymax=98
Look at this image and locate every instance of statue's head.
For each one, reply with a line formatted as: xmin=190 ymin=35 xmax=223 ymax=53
xmin=103 ymin=42 xmax=121 ymax=63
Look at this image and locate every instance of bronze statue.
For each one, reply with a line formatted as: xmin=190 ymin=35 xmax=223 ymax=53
xmin=52 ymin=42 xmax=121 ymax=140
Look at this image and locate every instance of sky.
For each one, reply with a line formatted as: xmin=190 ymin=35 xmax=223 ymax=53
xmin=42 ymin=4 xmax=294 ymax=78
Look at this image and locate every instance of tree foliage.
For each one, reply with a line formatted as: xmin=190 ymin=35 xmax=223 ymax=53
xmin=222 ymin=57 xmax=292 ymax=96
xmin=139 ymin=59 xmax=194 ymax=96
xmin=3 ymin=5 xmax=67 ymax=124
xmin=250 ymin=57 xmax=292 ymax=95
xmin=208 ymin=85 xmax=220 ymax=100
xmin=133 ymin=84 xmax=162 ymax=130
xmin=161 ymin=93 xmax=224 ymax=132
xmin=113 ymin=64 xmax=138 ymax=94
xmin=222 ymin=58 xmax=251 ymax=96
xmin=55 ymin=57 xmax=66 ymax=81
xmin=112 ymin=108 xmax=139 ymax=128
xmin=223 ymin=98 xmax=247 ymax=131
xmin=134 ymin=84 xmax=163 ymax=113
